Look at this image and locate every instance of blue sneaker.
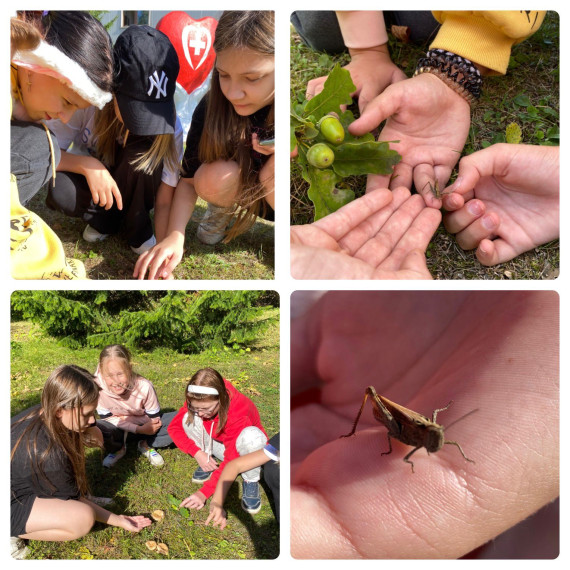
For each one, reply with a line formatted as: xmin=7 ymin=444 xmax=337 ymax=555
xmin=192 ymin=466 xmax=212 ymax=483
xmin=241 ymin=480 xmax=261 ymax=514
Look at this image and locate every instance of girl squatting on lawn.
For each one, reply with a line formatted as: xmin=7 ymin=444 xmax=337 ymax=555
xmin=135 ymin=10 xmax=275 ymax=280
xmin=10 ymin=11 xmax=113 ymax=279
xmin=168 ymin=368 xmax=269 ymax=514
xmin=94 ymin=345 xmax=175 ymax=468
xmin=11 ymin=365 xmax=151 ymax=560
xmin=46 ymin=25 xmax=184 ymax=255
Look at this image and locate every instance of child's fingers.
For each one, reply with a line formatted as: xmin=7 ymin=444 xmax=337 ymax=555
xmin=443 ymin=199 xmax=486 ymax=234
xmin=113 ymin=185 xmax=123 ymax=211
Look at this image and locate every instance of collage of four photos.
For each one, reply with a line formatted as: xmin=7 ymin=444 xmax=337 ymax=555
xmin=9 ymin=8 xmax=561 ymax=562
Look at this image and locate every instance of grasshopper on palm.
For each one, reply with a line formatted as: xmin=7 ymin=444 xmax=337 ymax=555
xmin=340 ymin=386 xmax=475 ymax=472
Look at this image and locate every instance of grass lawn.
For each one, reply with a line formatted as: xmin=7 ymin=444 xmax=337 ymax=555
xmin=10 ymin=311 xmax=280 ymax=560
xmin=290 ymin=11 xmax=559 ymax=280
xmin=28 ymin=189 xmax=274 ymax=280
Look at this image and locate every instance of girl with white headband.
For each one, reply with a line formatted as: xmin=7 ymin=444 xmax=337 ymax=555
xmin=167 ymin=368 xmax=269 ymax=515
xmin=10 ymin=11 xmax=113 ymax=279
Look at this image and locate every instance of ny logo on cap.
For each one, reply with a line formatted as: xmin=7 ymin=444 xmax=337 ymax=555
xmin=148 ymin=70 xmax=169 ymax=99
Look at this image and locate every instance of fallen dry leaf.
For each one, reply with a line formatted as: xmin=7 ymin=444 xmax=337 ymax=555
xmin=151 ymin=509 xmax=165 ymax=522
xmin=145 ymin=541 xmax=157 ymax=551
xmin=157 ymin=543 xmax=169 ymax=556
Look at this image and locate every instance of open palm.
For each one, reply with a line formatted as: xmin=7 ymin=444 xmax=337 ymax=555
xmin=291 ymin=187 xmax=440 ymax=279
xmin=291 ymin=291 xmax=558 ymax=558
xmin=349 ymin=73 xmax=471 ymax=207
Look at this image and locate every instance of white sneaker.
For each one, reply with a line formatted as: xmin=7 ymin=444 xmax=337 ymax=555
xmin=88 ymin=495 xmax=115 ymax=507
xmin=102 ymin=446 xmax=126 ymax=468
xmin=83 ymin=224 xmax=109 ymax=243
xmin=10 ymin=537 xmax=29 ymax=560
xmin=131 ymin=234 xmax=156 ymax=255
xmin=196 ymin=204 xmax=232 ymax=245
xmin=138 ymin=441 xmax=164 ymax=466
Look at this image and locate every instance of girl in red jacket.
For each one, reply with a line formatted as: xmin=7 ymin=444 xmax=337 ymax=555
xmin=167 ymin=368 xmax=268 ymax=514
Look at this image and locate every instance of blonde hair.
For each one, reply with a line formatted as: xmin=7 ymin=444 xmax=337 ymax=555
xmin=11 ymin=365 xmax=100 ymax=497
xmin=98 ymin=344 xmax=137 ymax=392
xmin=198 ymin=11 xmax=274 ymax=241
xmin=184 ymin=368 xmax=230 ymax=433
xmin=93 ymin=102 xmax=179 ymax=175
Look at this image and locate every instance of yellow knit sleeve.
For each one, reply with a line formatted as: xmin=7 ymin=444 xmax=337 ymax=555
xmin=430 ymin=11 xmax=546 ymax=75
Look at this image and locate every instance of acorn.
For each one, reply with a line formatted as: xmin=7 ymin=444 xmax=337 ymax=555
xmin=307 ymin=143 xmax=335 ymax=168
xmin=318 ymin=114 xmax=345 ymax=144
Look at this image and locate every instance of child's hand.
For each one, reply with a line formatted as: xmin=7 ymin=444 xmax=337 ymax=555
xmin=114 ymin=514 xmax=152 ymax=532
xmin=252 ymin=132 xmax=274 ymax=156
xmin=83 ymin=157 xmax=123 ymax=210
xmin=181 ymin=491 xmax=207 ymax=510
xmin=195 ymin=450 xmax=219 ymax=471
xmin=205 ymin=501 xmax=227 ymax=529
xmin=138 ymin=418 xmax=162 ymax=435
xmin=133 ymin=233 xmax=184 ymax=280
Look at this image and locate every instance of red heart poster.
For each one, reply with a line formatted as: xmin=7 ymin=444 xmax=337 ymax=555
xmin=157 ymin=12 xmax=218 ymax=94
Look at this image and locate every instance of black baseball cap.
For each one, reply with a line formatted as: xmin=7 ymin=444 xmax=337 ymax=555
xmin=113 ymin=25 xmax=180 ymax=136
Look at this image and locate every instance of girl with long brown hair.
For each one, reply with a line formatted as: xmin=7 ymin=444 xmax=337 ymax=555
xmin=167 ymin=368 xmax=268 ymax=515
xmin=11 ymin=365 xmax=151 ymax=559
xmin=134 ymin=10 xmax=275 ymax=280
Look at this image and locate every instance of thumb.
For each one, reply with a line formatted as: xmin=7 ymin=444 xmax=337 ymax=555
xmin=348 ymin=83 xmax=403 ymax=136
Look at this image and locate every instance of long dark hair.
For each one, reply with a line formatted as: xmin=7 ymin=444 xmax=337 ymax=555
xmin=198 ymin=11 xmax=274 ymax=241
xmin=11 ymin=365 xmax=101 ymax=497
xmin=18 ymin=11 xmax=114 ymax=94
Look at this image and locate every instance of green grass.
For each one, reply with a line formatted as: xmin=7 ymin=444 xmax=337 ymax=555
xmin=28 ymin=190 xmax=274 ymax=280
xmin=290 ymin=11 xmax=559 ymax=280
xmin=11 ymin=314 xmax=279 ymax=560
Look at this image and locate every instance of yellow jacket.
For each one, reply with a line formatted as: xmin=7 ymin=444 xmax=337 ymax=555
xmin=431 ymin=11 xmax=546 ymax=75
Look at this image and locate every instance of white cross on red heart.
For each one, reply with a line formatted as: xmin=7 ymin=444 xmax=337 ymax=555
xmin=157 ymin=11 xmax=218 ymax=94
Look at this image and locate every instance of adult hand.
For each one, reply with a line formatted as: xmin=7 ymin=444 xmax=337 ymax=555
xmin=133 ymin=233 xmax=184 ymax=280
xmin=290 ymin=187 xmax=440 ymax=279
xmin=349 ymin=73 xmax=471 ymax=207
xmin=442 ymin=144 xmax=559 ymax=265
xmin=83 ymin=157 xmax=123 ymax=211
xmin=114 ymin=515 xmax=152 ymax=533
xmin=290 ymin=291 xmax=559 ymax=558
xmin=205 ymin=502 xmax=228 ymax=529
xmin=181 ymin=491 xmax=207 ymax=510
xmin=307 ymin=47 xmax=407 ymax=114
xmin=195 ymin=450 xmax=219 ymax=472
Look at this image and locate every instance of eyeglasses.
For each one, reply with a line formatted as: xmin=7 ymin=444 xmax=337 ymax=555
xmin=187 ymin=401 xmax=219 ymax=416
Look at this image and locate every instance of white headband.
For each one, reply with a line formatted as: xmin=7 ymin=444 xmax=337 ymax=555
xmin=12 ymin=40 xmax=112 ymax=110
xmin=187 ymin=385 xmax=219 ymax=396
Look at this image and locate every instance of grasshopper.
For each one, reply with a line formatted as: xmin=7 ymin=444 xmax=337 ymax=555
xmin=340 ymin=386 xmax=475 ymax=472
xmin=422 ymin=180 xmax=452 ymax=200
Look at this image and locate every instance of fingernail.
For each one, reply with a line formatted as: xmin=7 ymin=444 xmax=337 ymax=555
xmin=451 ymin=176 xmax=463 ymax=191
xmin=482 ymin=214 xmax=497 ymax=230
xmin=467 ymin=200 xmax=483 ymax=215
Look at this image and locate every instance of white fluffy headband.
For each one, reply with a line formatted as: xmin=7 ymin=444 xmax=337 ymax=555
xmin=12 ymin=39 xmax=112 ymax=110
xmin=187 ymin=385 xmax=219 ymax=396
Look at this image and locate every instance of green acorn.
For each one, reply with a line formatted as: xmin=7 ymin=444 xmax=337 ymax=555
xmin=307 ymin=143 xmax=335 ymax=168
xmin=318 ymin=114 xmax=345 ymax=144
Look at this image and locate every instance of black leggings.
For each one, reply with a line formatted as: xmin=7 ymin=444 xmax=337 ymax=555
xmin=47 ymin=135 xmax=162 ymax=248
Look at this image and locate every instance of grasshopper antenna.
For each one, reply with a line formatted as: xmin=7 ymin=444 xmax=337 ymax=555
xmin=444 ymin=408 xmax=479 ymax=431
